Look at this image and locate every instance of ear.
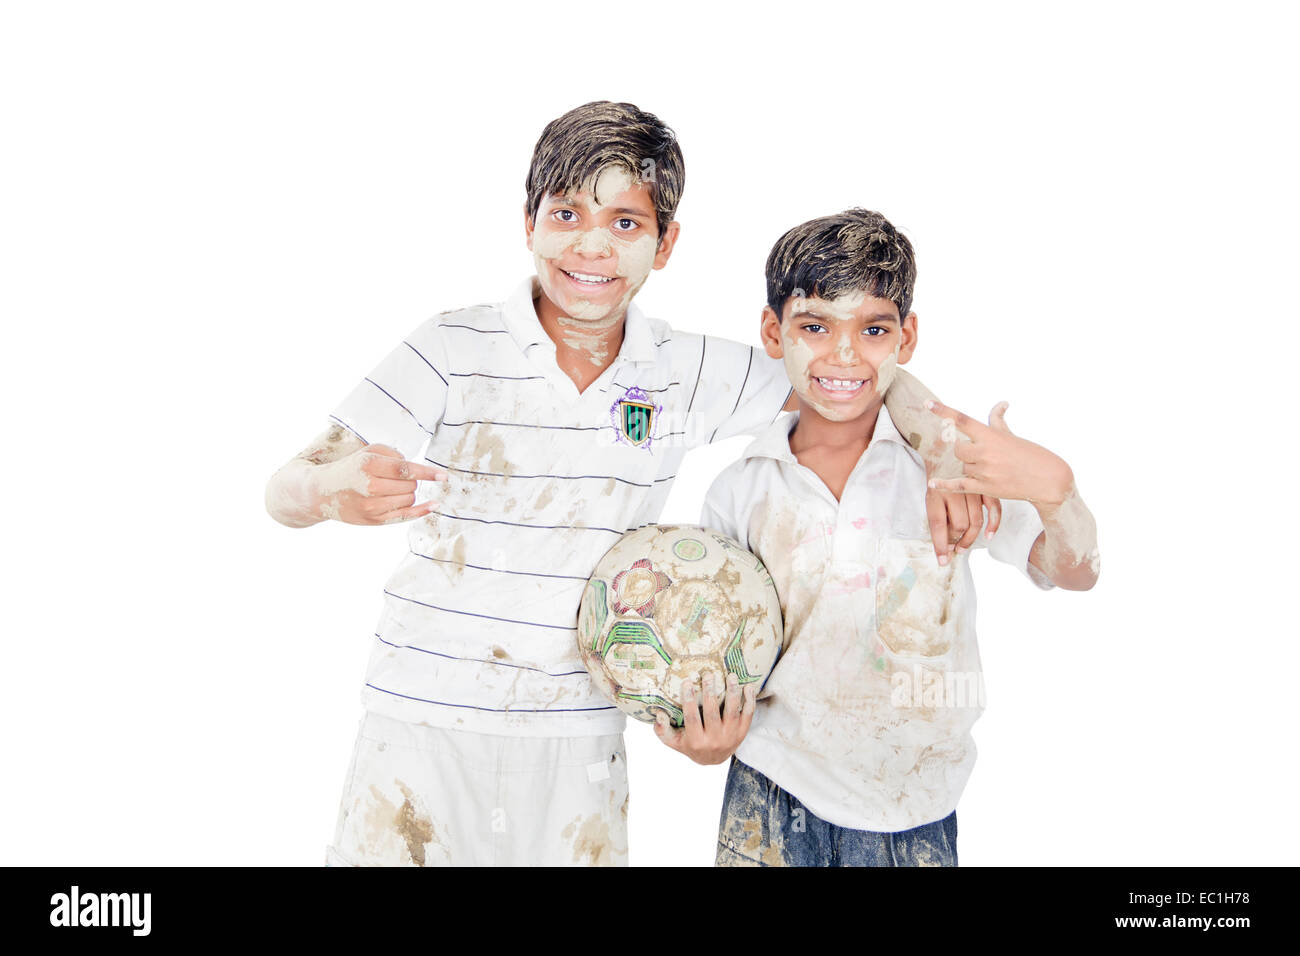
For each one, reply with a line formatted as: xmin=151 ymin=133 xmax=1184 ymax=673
xmin=898 ymin=311 xmax=919 ymax=364
xmin=524 ymin=204 xmax=535 ymax=251
xmin=760 ymin=306 xmax=784 ymax=359
xmin=651 ymin=220 xmax=681 ymax=270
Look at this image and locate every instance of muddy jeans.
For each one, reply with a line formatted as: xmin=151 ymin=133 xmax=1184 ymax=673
xmin=715 ymin=758 xmax=958 ymax=867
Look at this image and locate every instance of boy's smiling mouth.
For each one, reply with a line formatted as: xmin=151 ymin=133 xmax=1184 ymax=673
xmin=813 ymin=376 xmax=870 ymax=398
xmin=560 ymin=268 xmax=618 ymax=287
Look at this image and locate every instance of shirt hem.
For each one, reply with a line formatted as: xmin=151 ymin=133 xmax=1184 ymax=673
xmin=361 ymin=686 xmax=628 ymax=738
xmin=736 ymin=736 xmax=964 ymax=833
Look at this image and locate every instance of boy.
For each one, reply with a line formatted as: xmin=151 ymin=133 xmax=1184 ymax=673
xmin=656 ymin=208 xmax=1099 ymax=866
xmin=265 ymin=105 xmax=983 ymax=866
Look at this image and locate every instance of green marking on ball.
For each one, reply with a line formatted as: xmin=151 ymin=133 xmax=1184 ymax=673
xmin=675 ymin=595 xmax=710 ymax=645
xmin=598 ymin=620 xmax=672 ymax=664
xmin=585 ymin=579 xmax=609 ymax=650
xmin=617 ymin=691 xmax=685 ymax=726
xmin=672 ymin=537 xmax=707 ymax=561
xmin=724 ymin=619 xmax=762 ymax=684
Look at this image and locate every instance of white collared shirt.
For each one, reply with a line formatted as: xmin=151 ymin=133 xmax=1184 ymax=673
xmin=703 ymin=407 xmax=1051 ymax=830
xmin=328 ymin=278 xmax=792 ymax=736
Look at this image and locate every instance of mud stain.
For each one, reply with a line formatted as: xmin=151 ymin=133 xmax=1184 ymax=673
xmin=451 ymin=534 xmax=467 ymax=576
xmin=876 ymin=559 xmax=955 ymax=658
xmin=394 ymin=782 xmax=435 ymax=865
xmin=363 ymin=781 xmax=438 ymax=866
xmin=564 ymin=814 xmax=614 ymax=866
xmin=450 ymin=424 xmax=512 ymax=475
xmin=760 ymin=843 xmax=786 ymax=867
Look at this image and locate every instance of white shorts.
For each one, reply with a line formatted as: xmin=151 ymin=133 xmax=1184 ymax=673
xmin=326 ymin=712 xmax=629 ymax=867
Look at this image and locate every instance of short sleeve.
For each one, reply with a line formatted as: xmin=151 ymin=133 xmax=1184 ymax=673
xmin=683 ymin=338 xmax=791 ymax=448
xmin=328 ymin=318 xmax=451 ymax=463
xmin=700 ymin=462 xmax=750 ymax=551
xmin=982 ymin=497 xmax=1054 ymax=590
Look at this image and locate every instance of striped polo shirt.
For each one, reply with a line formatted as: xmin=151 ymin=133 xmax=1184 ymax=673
xmin=329 ymin=277 xmax=792 ymax=736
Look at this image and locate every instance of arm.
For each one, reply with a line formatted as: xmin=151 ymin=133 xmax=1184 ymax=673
xmin=264 ymin=424 xmax=447 ymax=529
xmin=884 ymin=368 xmax=960 ymax=477
xmin=884 ymin=368 xmax=1003 ymax=566
xmin=926 ymin=400 xmax=1099 ymax=591
xmin=1026 ymin=486 xmax=1100 ymax=591
xmin=652 ymin=469 xmax=758 ymax=763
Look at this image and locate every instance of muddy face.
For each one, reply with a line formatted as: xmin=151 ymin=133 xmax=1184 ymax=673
xmin=529 ymin=165 xmax=661 ymax=330
xmin=763 ymin=292 xmax=915 ymax=425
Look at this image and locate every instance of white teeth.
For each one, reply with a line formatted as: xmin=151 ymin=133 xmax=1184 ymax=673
xmin=564 ymin=270 xmax=614 ymax=284
xmin=816 ymin=377 xmax=865 ymax=391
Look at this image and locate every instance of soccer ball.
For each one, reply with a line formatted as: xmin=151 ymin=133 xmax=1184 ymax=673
xmin=577 ymin=525 xmax=783 ymax=726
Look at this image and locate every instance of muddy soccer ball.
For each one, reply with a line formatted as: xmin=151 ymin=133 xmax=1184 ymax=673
xmin=577 ymin=525 xmax=783 ymax=725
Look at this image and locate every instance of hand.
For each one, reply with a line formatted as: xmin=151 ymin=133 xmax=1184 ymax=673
xmin=925 ymin=487 xmax=1002 ymax=566
xmin=924 ymin=400 xmax=1073 ymax=509
xmin=920 ymin=405 xmax=1001 ymax=563
xmin=655 ymin=674 xmax=756 ymax=765
xmin=314 ymin=443 xmax=448 ymax=525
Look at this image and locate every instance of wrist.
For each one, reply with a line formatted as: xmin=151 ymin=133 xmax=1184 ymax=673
xmin=1033 ymin=459 xmax=1074 ymax=511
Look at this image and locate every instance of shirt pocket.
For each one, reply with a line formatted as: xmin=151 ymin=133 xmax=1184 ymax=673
xmin=874 ymin=538 xmax=960 ymax=660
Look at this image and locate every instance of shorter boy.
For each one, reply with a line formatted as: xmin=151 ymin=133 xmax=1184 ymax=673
xmin=656 ymin=209 xmax=1099 ymax=866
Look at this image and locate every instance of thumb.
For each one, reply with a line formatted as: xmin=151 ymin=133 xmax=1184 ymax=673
xmin=988 ymin=401 xmax=1013 ymax=434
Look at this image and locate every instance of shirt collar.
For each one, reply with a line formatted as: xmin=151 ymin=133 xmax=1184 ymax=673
xmin=743 ymin=403 xmax=923 ymax=467
xmin=501 ymin=276 xmax=656 ymax=365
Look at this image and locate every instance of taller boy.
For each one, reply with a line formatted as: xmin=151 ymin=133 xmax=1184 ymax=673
xmin=265 ymin=102 xmax=981 ymax=866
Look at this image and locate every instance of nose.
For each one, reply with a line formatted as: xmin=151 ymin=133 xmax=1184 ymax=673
xmin=831 ymin=331 xmax=857 ymax=365
xmin=573 ymin=228 xmax=613 ymax=258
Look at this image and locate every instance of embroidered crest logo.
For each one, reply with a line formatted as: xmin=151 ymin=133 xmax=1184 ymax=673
xmin=611 ymin=387 xmax=660 ymax=448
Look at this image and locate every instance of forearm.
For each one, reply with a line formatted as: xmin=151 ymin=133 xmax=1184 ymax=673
xmin=1028 ymin=481 xmax=1100 ymax=590
xmin=265 ymin=459 xmax=327 ymax=528
xmin=264 ymin=426 xmax=367 ymax=528
xmin=884 ymin=368 xmax=962 ymax=480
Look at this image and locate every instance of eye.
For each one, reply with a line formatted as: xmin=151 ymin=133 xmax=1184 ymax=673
xmin=864 ymin=326 xmax=887 ymax=336
xmin=614 ymin=218 xmax=638 ymax=232
xmin=553 ymin=209 xmax=578 ymax=223
xmin=800 ymin=323 xmax=826 ymax=334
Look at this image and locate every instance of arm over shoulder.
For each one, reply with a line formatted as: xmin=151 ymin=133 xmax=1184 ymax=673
xmin=682 ymin=336 xmax=791 ymax=448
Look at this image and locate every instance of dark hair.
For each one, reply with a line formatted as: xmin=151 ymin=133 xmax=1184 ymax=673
xmin=765 ymin=209 xmax=916 ymax=320
xmin=525 ymin=101 xmax=684 ymax=241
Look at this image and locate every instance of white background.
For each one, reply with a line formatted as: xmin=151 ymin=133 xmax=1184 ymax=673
xmin=2 ymin=0 xmax=1295 ymax=866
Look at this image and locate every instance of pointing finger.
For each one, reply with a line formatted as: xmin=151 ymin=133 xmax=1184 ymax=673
xmin=928 ymin=475 xmax=992 ymax=496
xmin=367 ymin=456 xmax=448 ymax=482
xmin=924 ymin=399 xmax=984 ymax=439
xmin=379 ymin=498 xmax=438 ymax=524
